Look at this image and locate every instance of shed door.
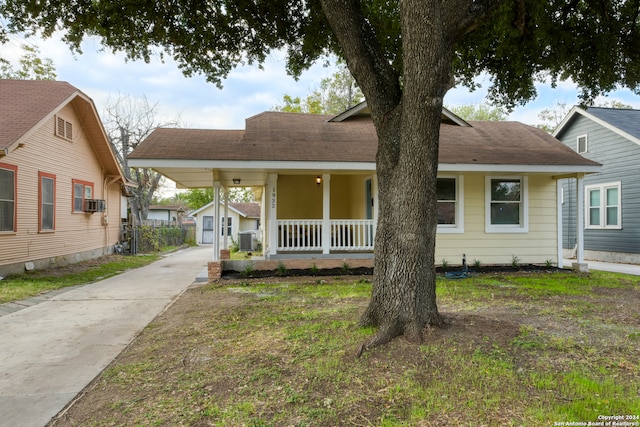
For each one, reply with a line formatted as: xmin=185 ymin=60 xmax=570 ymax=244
xmin=202 ymin=215 xmax=214 ymax=244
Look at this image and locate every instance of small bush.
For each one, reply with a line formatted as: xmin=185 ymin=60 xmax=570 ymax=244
xmin=243 ymin=262 xmax=255 ymax=278
xmin=276 ymin=262 xmax=288 ymax=276
xmin=230 ymin=236 xmax=239 ymax=253
xmin=341 ymin=262 xmax=351 ymax=273
xmin=310 ymin=263 xmax=319 ymax=275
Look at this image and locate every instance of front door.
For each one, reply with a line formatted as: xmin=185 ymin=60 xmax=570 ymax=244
xmin=202 ymin=215 xmax=214 ymax=244
xmin=365 ymin=178 xmax=374 ymax=246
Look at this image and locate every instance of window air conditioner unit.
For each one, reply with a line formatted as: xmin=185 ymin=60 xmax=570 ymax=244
xmin=83 ymin=199 xmax=106 ymax=213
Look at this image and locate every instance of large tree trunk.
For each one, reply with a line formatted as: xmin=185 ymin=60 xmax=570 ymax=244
xmin=359 ymin=104 xmax=446 ymax=347
xmin=321 ymin=0 xmax=461 ymax=353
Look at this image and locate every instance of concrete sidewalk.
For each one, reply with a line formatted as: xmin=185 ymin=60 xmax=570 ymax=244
xmin=563 ymin=259 xmax=640 ymax=276
xmin=0 ymin=246 xmax=211 ymax=427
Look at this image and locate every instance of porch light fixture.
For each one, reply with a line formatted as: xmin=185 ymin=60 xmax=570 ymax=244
xmin=316 ymin=176 xmax=322 ymax=187
xmin=232 ymin=178 xmax=241 ymax=185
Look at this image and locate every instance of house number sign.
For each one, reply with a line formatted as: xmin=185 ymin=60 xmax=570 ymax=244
xmin=271 ymin=186 xmax=276 ymax=209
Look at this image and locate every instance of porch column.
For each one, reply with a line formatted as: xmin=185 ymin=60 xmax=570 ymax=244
xmin=267 ymin=174 xmax=278 ymax=258
xmin=322 ymin=174 xmax=331 ymax=254
xmin=213 ymin=182 xmax=221 ymax=261
xmin=223 ymin=187 xmax=229 ymax=250
xmin=575 ymin=176 xmax=585 ymax=264
xmin=557 ymin=180 xmax=563 ymax=269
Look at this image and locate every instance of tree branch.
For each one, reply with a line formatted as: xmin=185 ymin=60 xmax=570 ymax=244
xmin=319 ymin=0 xmax=401 ymax=116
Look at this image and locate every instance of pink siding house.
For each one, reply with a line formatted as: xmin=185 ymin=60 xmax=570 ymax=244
xmin=0 ymin=80 xmax=128 ymax=275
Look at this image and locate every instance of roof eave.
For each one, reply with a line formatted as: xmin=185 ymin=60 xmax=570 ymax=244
xmin=554 ymin=106 xmax=640 ymax=147
xmin=438 ymin=163 xmax=602 ymax=174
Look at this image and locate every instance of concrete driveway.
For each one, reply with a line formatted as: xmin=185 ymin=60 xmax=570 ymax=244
xmin=0 ymin=246 xmax=212 ymax=427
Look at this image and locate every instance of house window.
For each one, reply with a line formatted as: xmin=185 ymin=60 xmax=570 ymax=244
xmin=577 ymin=134 xmax=587 ymax=153
xmin=436 ymin=175 xmax=464 ymax=233
xmin=39 ymin=172 xmax=56 ymax=231
xmin=585 ymin=182 xmax=621 ymax=229
xmin=0 ymin=163 xmax=17 ymax=232
xmin=485 ymin=176 xmax=528 ymax=233
xmin=56 ymin=116 xmax=73 ymax=141
xmin=221 ymin=217 xmax=232 ymax=236
xmin=72 ymin=179 xmax=93 ymax=212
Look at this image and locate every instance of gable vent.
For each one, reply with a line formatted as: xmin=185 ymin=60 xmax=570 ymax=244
xmin=56 ymin=116 xmax=73 ymax=140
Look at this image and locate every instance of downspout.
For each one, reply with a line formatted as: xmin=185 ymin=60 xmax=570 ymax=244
xmin=102 ymin=175 xmax=122 ymax=253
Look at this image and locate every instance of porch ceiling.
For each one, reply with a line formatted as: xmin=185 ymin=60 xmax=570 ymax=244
xmin=146 ymin=164 xmax=375 ymax=189
xmin=150 ymin=166 xmax=269 ymax=189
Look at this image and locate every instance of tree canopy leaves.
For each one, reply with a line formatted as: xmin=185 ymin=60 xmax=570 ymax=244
xmin=0 ymin=44 xmax=56 ymax=80
xmin=273 ymin=62 xmax=364 ymax=114
xmin=4 ymin=1 xmax=640 ymax=105
xmin=447 ymin=102 xmax=508 ymax=121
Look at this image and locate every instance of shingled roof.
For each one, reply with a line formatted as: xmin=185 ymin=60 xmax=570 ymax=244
xmin=131 ymin=110 xmax=600 ymax=168
xmin=554 ymin=106 xmax=640 ymax=146
xmin=130 ymin=112 xmax=377 ymax=163
xmin=0 ymin=79 xmax=124 ymax=179
xmin=0 ymin=79 xmax=78 ymax=153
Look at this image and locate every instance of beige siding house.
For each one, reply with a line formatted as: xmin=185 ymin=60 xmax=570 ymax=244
xmin=0 ymin=80 xmax=128 ymax=275
xmin=128 ymin=102 xmax=601 ymax=275
xmin=190 ymin=201 xmax=261 ymax=246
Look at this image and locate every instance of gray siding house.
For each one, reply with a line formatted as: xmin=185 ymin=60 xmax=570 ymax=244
xmin=554 ymin=106 xmax=640 ymax=264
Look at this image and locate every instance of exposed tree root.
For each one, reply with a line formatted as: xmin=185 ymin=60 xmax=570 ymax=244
xmin=355 ymin=314 xmax=450 ymax=358
xmin=356 ymin=324 xmax=400 ymax=358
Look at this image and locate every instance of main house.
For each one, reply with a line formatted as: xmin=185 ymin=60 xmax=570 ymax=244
xmin=128 ymin=102 xmax=600 ymax=278
xmin=0 ymin=80 xmax=128 ymax=276
xmin=554 ymin=106 xmax=640 ymax=264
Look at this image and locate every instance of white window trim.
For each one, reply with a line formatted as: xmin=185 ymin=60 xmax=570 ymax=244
xmin=437 ymin=175 xmax=464 ymax=234
xmin=577 ymin=134 xmax=588 ymax=154
xmin=220 ymin=216 xmax=233 ymax=236
xmin=585 ymin=181 xmax=622 ymax=230
xmin=485 ymin=175 xmax=529 ymax=233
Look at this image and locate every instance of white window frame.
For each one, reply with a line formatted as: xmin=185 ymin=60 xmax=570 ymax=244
xmin=585 ymin=182 xmax=622 ymax=229
xmin=577 ymin=134 xmax=588 ymax=154
xmin=436 ymin=175 xmax=464 ymax=234
xmin=221 ymin=216 xmax=232 ymax=237
xmin=72 ymin=180 xmax=93 ymax=213
xmin=485 ymin=176 xmax=529 ymax=233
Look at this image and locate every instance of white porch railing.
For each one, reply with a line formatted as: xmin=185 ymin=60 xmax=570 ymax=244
xmin=277 ymin=220 xmax=323 ymax=251
xmin=330 ymin=220 xmax=376 ymax=250
xmin=277 ymin=219 xmax=375 ymax=252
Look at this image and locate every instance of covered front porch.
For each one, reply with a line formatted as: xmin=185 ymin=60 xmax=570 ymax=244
xmin=264 ymin=173 xmax=377 ymax=258
xmin=201 ymin=170 xmax=378 ymax=264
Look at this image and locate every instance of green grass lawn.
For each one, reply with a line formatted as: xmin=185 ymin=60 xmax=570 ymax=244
xmin=0 ymin=254 xmax=161 ymax=304
xmin=55 ymin=270 xmax=640 ymax=426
